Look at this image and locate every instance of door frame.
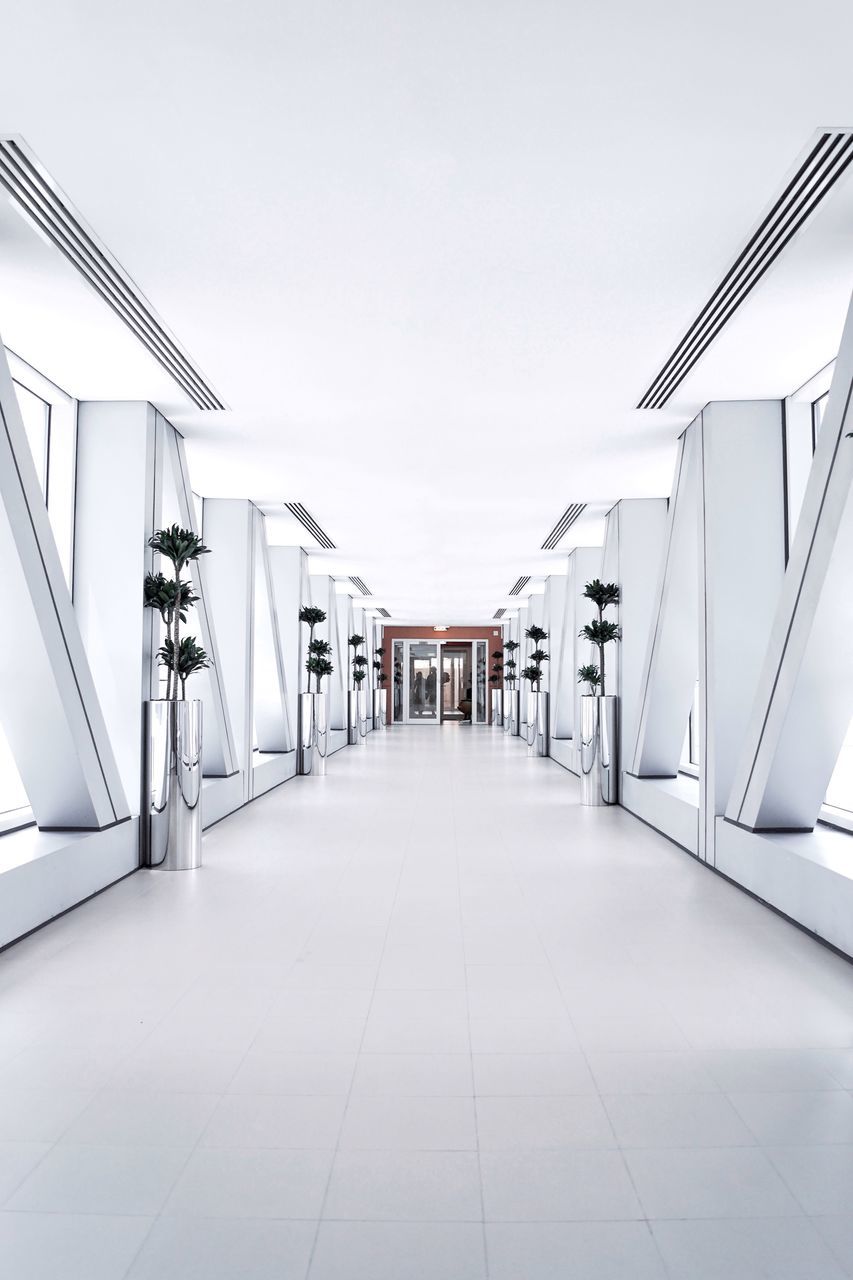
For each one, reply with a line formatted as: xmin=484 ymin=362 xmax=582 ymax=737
xmin=396 ymin=638 xmax=489 ymax=725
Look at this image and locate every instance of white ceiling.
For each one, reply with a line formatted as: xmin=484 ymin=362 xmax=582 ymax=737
xmin=2 ymin=0 xmax=853 ymax=621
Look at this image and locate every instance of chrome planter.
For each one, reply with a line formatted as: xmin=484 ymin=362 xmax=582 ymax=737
xmin=580 ymin=695 xmax=618 ymax=805
xmin=298 ymin=691 xmax=328 ymax=775
xmin=347 ymin=691 xmax=361 ymax=746
xmin=372 ymin=689 xmax=387 ymax=730
xmin=526 ymin=691 xmax=549 ymax=758
xmin=503 ymin=690 xmax=520 ymax=736
xmin=143 ymin=699 xmax=202 ymax=870
xmin=358 ymin=689 xmax=368 ymax=739
xmin=491 ymin=689 xmax=503 ymax=727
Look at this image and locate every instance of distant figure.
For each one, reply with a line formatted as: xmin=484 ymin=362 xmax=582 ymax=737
xmin=425 ymin=666 xmax=437 ymax=710
xmin=459 ymin=683 xmax=473 ymax=722
xmin=413 ymin=670 xmax=425 ymax=709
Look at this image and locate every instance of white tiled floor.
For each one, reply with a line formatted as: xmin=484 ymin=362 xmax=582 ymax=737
xmin=2 ymin=725 xmax=853 ymax=1277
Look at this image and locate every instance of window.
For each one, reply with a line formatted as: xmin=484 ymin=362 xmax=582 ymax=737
xmin=680 ymin=680 xmax=700 ymax=777
xmin=7 ymin=353 xmax=77 ymax=589
xmin=1 ymin=353 xmax=77 ymax=833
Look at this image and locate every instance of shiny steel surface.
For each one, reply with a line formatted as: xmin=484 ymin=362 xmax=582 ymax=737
xmin=580 ymin=695 xmax=618 ymax=805
xmin=299 ymin=691 xmax=328 ymax=775
xmin=526 ymin=691 xmax=549 ymax=758
xmin=144 ymin=699 xmax=203 ymax=870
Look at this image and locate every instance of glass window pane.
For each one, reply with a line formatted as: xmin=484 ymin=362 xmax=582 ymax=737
xmin=393 ymin=641 xmax=404 ymax=722
xmin=12 ymin=380 xmax=49 ymax=496
xmin=409 ymin=642 xmax=438 ymax=720
xmin=0 ymin=722 xmax=29 ymax=816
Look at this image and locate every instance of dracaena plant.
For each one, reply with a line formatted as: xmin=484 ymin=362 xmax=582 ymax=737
xmin=504 ymin=639 xmax=520 ymax=689
xmin=157 ymin=636 xmax=211 ymax=699
xmin=373 ymin=647 xmax=389 ymax=685
xmin=490 ymin=648 xmax=503 ymax=688
xmin=348 ymin=634 xmax=367 ymax=691
xmin=577 ymin=663 xmax=601 ymax=695
xmin=146 ymin=525 xmax=210 ymax=700
xmin=300 ymin=605 xmax=332 ymax=692
xmin=579 ymin=580 xmax=620 ymax=696
xmin=524 ymin=626 xmax=549 ymax=693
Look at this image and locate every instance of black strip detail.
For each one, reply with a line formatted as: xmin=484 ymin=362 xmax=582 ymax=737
xmin=638 ymin=131 xmax=853 ymax=409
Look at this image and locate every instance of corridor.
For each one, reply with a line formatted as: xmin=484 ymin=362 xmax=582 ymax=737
xmin=2 ymin=728 xmax=853 ymax=1278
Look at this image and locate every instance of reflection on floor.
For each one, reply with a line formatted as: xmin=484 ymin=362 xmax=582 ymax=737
xmin=2 ymin=727 xmax=853 ymax=1278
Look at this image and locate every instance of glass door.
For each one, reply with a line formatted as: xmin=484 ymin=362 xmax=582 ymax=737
xmin=403 ymin=640 xmax=440 ymax=723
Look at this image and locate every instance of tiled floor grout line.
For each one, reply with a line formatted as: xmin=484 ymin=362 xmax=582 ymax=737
xmin=303 ymin=731 xmax=419 ymax=1279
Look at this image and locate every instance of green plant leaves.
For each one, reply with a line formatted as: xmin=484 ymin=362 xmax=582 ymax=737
xmin=577 ymin=663 xmax=600 ymax=690
xmin=148 ymin=525 xmax=210 ymax=571
xmin=582 ymin=579 xmax=619 ymax=612
xmin=299 ymin=605 xmax=327 ymax=627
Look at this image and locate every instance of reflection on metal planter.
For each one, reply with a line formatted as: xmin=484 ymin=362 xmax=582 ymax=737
xmin=526 ymin=691 xmax=549 ymax=758
xmin=372 ymin=689 xmax=387 ymax=730
xmin=504 ymin=690 xmax=520 ymax=736
xmin=358 ymin=689 xmax=368 ymax=738
xmin=580 ymin=695 xmax=618 ymax=805
xmin=347 ymin=691 xmax=361 ymax=746
xmin=491 ymin=689 xmax=503 ymax=727
xmin=143 ymin=699 xmax=202 ymax=870
xmin=299 ymin=691 xmax=328 ymax=775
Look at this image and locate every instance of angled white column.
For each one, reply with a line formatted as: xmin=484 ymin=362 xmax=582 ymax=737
xmin=253 ymin=508 xmax=292 ymax=754
xmin=0 ymin=342 xmax=129 ymax=829
xmin=601 ymin=499 xmax=668 ymax=777
xmin=268 ymin=546 xmax=304 ymax=735
xmin=74 ymin=401 xmax=157 ymax=807
xmin=727 ymin=292 xmax=853 ymax=831
xmin=698 ymin=401 xmax=786 ymax=860
xmin=551 ymin=557 xmax=574 ymax=740
xmin=202 ymin=499 xmax=255 ymax=802
xmin=160 ymin=422 xmax=238 ymax=778
xmin=630 ymin=428 xmax=701 ymax=778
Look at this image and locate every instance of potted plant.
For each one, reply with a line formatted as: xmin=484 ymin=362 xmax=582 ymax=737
xmin=347 ymin=634 xmax=367 ymax=744
xmin=373 ymin=647 xmax=388 ymax=729
xmin=142 ymin=524 xmax=210 ymax=870
xmin=489 ymin=649 xmax=504 ymax=726
xmin=578 ymin=579 xmax=620 ymax=805
xmin=299 ymin=605 xmax=333 ymax=775
xmin=393 ymin=653 xmax=403 ymax=723
xmin=523 ymin=625 xmax=550 ymax=757
xmin=503 ymin=639 xmax=520 ymax=735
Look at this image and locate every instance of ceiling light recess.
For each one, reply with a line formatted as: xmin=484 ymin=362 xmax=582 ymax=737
xmin=638 ymin=128 xmax=853 ymax=409
xmin=0 ymin=136 xmax=226 ymax=411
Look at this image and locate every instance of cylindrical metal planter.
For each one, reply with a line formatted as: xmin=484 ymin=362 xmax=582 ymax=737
xmin=347 ymin=691 xmax=361 ymax=745
xmin=491 ymin=689 xmax=503 ymax=727
xmin=526 ymin=691 xmax=549 ymax=758
xmin=372 ymin=689 xmax=387 ymax=730
xmin=299 ymin=691 xmax=328 ymax=775
xmin=143 ymin=699 xmax=202 ymax=870
xmin=580 ymin=695 xmax=618 ymax=805
xmin=503 ymin=690 xmax=520 ymax=736
xmin=358 ymin=688 xmax=368 ymax=739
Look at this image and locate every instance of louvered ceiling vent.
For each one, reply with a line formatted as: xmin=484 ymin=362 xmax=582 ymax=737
xmin=349 ymin=576 xmax=371 ymax=596
xmin=284 ymin=502 xmax=336 ymax=549
xmin=0 ymin=137 xmax=226 ymax=410
xmin=541 ymin=502 xmax=585 ymax=550
xmin=377 ymin=608 xmax=391 ymax=618
xmin=509 ymin=576 xmax=530 ymax=596
xmin=493 ymin=608 xmax=506 ymax=619
xmin=638 ymin=128 xmax=853 ymax=409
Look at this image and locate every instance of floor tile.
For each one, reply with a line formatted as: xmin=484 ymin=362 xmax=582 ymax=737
xmin=728 ymin=1089 xmax=853 ymax=1145
xmin=587 ymin=1050 xmax=719 ymax=1095
xmin=0 ymin=1089 xmax=93 ymax=1142
xmin=309 ymin=1221 xmax=487 ymax=1279
xmin=7 ymin=1144 xmax=188 ymax=1215
xmin=0 ymin=1142 xmax=52 ymax=1205
xmin=126 ymin=1216 xmax=316 ymax=1279
xmin=61 ymin=1091 xmax=219 ymax=1147
xmin=339 ymin=1095 xmax=477 ymax=1149
xmin=477 ymin=1095 xmax=615 ymax=1149
xmin=486 ymin=1221 xmax=668 ymax=1279
xmin=164 ymin=1147 xmax=333 ymax=1218
xmin=651 ymin=1217 xmax=849 ymax=1279
xmin=323 ymin=1150 xmax=482 ymax=1220
xmin=0 ymin=1211 xmax=153 ymax=1280
xmin=227 ymin=1050 xmax=356 ymax=1096
xmin=625 ymin=1146 xmax=803 ymax=1219
xmin=350 ymin=1053 xmax=473 ymax=1097
xmin=604 ymin=1093 xmax=755 ymax=1148
xmin=480 ymin=1149 xmax=642 ymax=1221
xmin=765 ymin=1144 xmax=853 ymax=1214
xmin=201 ymin=1094 xmax=347 ymax=1148
xmin=472 ymin=1053 xmax=596 ymax=1096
